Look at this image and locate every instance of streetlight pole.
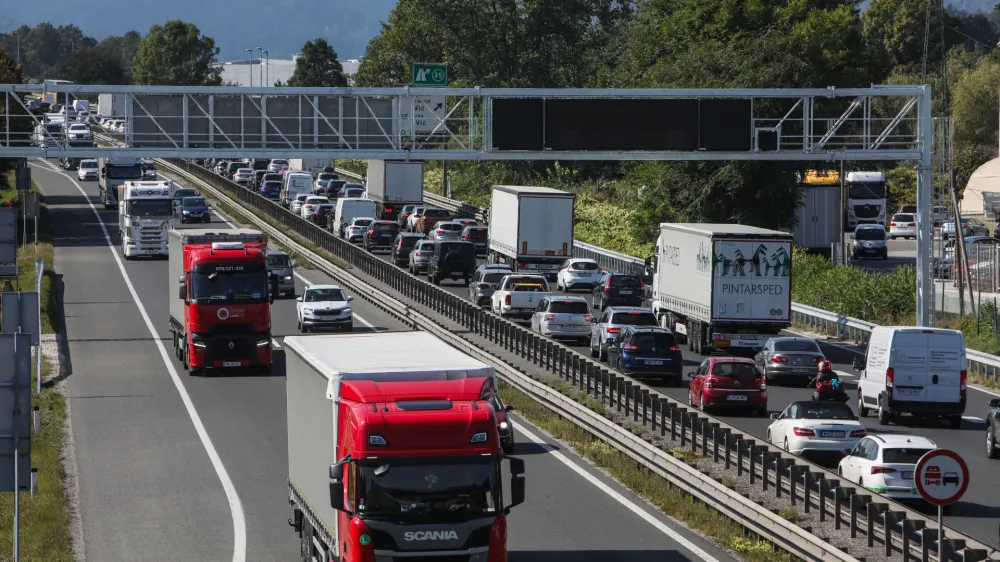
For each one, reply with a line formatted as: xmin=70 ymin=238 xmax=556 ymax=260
xmin=257 ymin=47 xmax=263 ymax=86
xmin=263 ymin=51 xmax=269 ymax=85
xmin=246 ymin=49 xmax=253 ymax=87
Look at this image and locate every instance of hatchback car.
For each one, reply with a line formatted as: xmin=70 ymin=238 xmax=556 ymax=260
xmin=607 ymin=326 xmax=683 ymax=386
xmin=300 ymin=196 xmax=330 ymax=219
xmin=179 ymin=196 xmax=211 ymax=223
xmin=363 ymin=220 xmax=400 ymax=253
xmin=408 ymin=240 xmax=438 ymax=275
xmin=469 ymin=264 xmax=513 ymax=305
xmin=838 ymin=435 xmax=937 ymax=504
xmin=77 ymin=159 xmax=99 ymax=181
xmin=687 ymin=356 xmax=767 ymax=416
xmin=233 ymin=168 xmax=254 ymax=185
xmin=850 ymin=224 xmax=888 ymax=260
xmin=309 ymin=203 xmax=335 ymax=225
xmin=589 ymin=306 xmax=658 ymax=360
xmin=391 ymin=232 xmax=426 ymax=266
xmin=889 ymin=213 xmax=916 ymax=239
xmin=592 ymin=274 xmax=645 ymax=309
xmin=344 ymin=217 xmax=375 ymax=243
xmin=754 ymin=337 xmax=826 ymax=385
xmin=556 ymin=258 xmax=602 ymax=292
xmin=289 ymin=194 xmax=310 ymax=215
xmin=461 ymin=225 xmax=489 ymax=254
xmin=430 ymin=221 xmax=465 ymax=240
xmin=530 ymin=296 xmax=592 ymax=344
xmin=260 ymin=180 xmax=281 ymax=199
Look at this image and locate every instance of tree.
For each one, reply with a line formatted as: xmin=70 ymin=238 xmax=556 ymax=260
xmin=287 ymin=38 xmax=348 ymax=87
xmin=59 ymin=46 xmax=125 ymax=85
xmin=98 ymin=31 xmax=143 ymax=79
xmin=131 ymin=21 xmax=222 ymax=86
xmin=0 ymin=23 xmax=99 ymax=79
xmin=0 ymin=46 xmax=28 ymax=190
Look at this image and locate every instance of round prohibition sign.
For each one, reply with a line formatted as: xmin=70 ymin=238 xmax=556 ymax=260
xmin=914 ymin=449 xmax=969 ymax=506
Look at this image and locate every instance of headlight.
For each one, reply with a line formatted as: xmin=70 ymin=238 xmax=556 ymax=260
xmin=256 ymin=339 xmax=270 ymax=348
xmin=342 ymin=307 xmax=352 ymax=314
xmin=499 ymin=421 xmax=509 ymax=430
xmin=283 ymin=275 xmax=292 ymax=281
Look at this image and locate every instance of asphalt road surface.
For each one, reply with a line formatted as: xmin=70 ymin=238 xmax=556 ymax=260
xmin=36 ymin=158 xmax=737 ymax=562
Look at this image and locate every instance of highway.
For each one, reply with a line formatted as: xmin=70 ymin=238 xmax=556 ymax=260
xmin=34 ymin=158 xmax=737 ymax=562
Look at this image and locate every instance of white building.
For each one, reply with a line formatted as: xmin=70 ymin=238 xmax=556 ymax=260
xmin=217 ymin=56 xmax=361 ymax=87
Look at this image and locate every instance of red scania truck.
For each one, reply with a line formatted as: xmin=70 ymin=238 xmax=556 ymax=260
xmin=284 ymin=331 xmax=525 ymax=562
xmin=169 ymin=228 xmax=277 ymax=375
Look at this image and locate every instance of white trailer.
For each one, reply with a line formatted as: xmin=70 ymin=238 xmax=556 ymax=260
xmin=118 ymin=181 xmax=175 ymax=259
xmin=98 ymin=93 xmax=127 ymax=117
xmin=792 ymin=185 xmax=841 ymax=254
xmin=488 ymin=185 xmax=575 ymax=281
xmin=365 ymin=160 xmax=424 ymax=221
xmin=288 ymin=158 xmax=332 ymax=175
xmin=647 ymin=223 xmax=792 ymax=354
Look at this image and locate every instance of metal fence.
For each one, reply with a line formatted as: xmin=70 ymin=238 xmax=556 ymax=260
xmin=163 ymin=157 xmax=998 ymax=562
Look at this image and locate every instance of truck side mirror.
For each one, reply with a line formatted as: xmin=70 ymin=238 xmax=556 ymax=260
xmin=178 ymin=285 xmax=186 ymax=300
xmin=270 ymin=282 xmax=277 ymax=304
xmin=329 ymin=481 xmax=345 ymax=512
xmin=644 ymin=256 xmax=651 ymax=268
xmin=509 ymin=457 xmax=525 ymax=476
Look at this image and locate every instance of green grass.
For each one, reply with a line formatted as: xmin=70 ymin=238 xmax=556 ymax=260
xmin=2 ymin=171 xmax=58 ymax=333
xmin=499 ymin=380 xmax=798 ymax=562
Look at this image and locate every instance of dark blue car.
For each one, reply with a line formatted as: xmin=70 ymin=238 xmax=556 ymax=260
xmin=260 ymin=180 xmax=281 ymax=199
xmin=179 ymin=196 xmax=211 ymax=223
xmin=606 ymin=326 xmax=684 ymax=386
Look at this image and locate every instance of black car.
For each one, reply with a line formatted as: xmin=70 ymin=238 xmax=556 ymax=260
xmin=363 ymin=220 xmax=400 ymax=253
xmin=606 ymin=326 xmax=684 ymax=386
xmin=427 ymin=241 xmax=477 ymax=286
xmin=323 ymin=179 xmax=347 ymax=198
xmin=309 ymin=204 xmax=335 ymax=225
xmin=391 ymin=232 xmax=426 ymax=266
xmin=592 ymin=273 xmax=644 ymax=310
xmin=461 ymin=225 xmax=489 ymax=254
xmin=250 ymin=169 xmax=268 ymax=189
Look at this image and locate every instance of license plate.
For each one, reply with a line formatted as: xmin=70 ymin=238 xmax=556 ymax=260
xmin=897 ymin=388 xmax=921 ymax=396
xmin=820 ymin=431 xmax=845 ymax=438
xmin=796 ymin=368 xmax=813 ymax=373
xmin=619 ymin=290 xmax=633 ymax=295
xmin=646 ymin=360 xmax=663 ymax=366
xmin=726 ymin=395 xmax=748 ymax=401
xmin=902 ymin=472 xmax=913 ymax=480
xmin=223 ymin=361 xmax=241 ymax=367
xmin=452 ymin=271 xmax=463 ymax=275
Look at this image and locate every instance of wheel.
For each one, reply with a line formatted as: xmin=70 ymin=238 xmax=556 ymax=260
xmin=589 ymin=344 xmax=598 ymax=358
xmin=599 ymin=344 xmax=607 ymax=361
xmin=698 ymin=395 xmax=707 ymax=412
xmin=784 ymin=438 xmax=789 ymax=451
xmin=877 ymin=403 xmax=890 ymax=425
xmin=949 ymin=415 xmax=962 ymax=429
xmin=987 ymin=426 xmax=999 ymax=459
xmin=688 ymin=389 xmax=696 ymax=406
xmin=857 ymin=392 xmax=869 ymax=417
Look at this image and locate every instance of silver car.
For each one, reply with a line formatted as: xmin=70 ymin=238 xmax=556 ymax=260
xmin=430 ymin=221 xmax=465 ymax=240
xmin=289 ymin=194 xmax=310 ymax=215
xmin=266 ymin=250 xmax=298 ymax=297
xmin=531 ymin=295 xmax=592 ymax=344
xmin=942 ymin=217 xmax=989 ymax=239
xmin=589 ymin=306 xmax=658 ymax=361
xmin=407 ymin=240 xmax=437 ymax=274
xmin=753 ymin=337 xmax=826 ymax=385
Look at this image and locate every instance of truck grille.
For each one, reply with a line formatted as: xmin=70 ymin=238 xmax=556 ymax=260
xmin=207 ymin=322 xmax=255 ymax=334
xmin=138 ymin=226 xmax=165 ymax=244
xmin=852 ymin=204 xmax=881 ymax=219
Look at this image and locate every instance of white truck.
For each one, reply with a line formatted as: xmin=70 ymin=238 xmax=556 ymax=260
xmin=288 ymin=158 xmax=333 ymax=175
xmin=118 ymin=181 xmax=175 ymax=259
xmin=645 ymin=223 xmax=792 ymax=354
xmin=280 ymin=172 xmax=314 ymax=208
xmin=98 ymin=157 xmax=143 ymax=209
xmin=365 ymin=159 xmax=424 ymax=222
xmin=488 ymin=185 xmax=575 ymax=282
xmin=792 ymin=184 xmax=841 ymax=255
xmin=490 ymin=274 xmax=551 ymax=320
xmin=98 ymin=93 xmax=127 ymax=117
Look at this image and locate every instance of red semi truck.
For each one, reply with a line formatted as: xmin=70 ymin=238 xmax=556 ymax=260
xmin=284 ymin=332 xmax=525 ymax=562
xmin=168 ymin=228 xmax=277 ymax=375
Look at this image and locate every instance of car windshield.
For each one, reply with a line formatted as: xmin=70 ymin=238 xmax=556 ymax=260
xmin=374 ymin=223 xmax=398 ymax=233
xmin=356 ymin=458 xmax=500 ymax=519
xmin=773 ymin=340 xmax=821 ymax=352
xmin=610 ymin=312 xmax=657 ymax=326
xmin=854 ymin=228 xmax=884 ymax=241
xmin=304 ymin=288 xmax=345 ymax=302
xmin=182 ymin=197 xmax=207 ymax=207
xmin=80 ymin=161 xmax=97 ymax=169
xmin=127 ymin=199 xmax=173 ymax=217
xmin=794 ymin=403 xmax=855 ymax=420
xmin=191 ymin=263 xmax=268 ymax=303
xmin=548 ymin=300 xmax=589 ymax=314
xmin=267 ymin=254 xmax=291 ymax=268
xmin=174 ymin=189 xmax=198 ymax=199
xmin=882 ymin=448 xmax=935 ymax=463
xmin=609 ymin=275 xmax=642 ymax=287
xmin=710 ymin=362 xmax=760 ymax=378
xmin=630 ymin=332 xmax=676 ymax=349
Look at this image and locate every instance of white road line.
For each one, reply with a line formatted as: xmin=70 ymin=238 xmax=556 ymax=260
xmin=835 ymin=370 xmax=855 ymax=378
xmin=515 ymin=423 xmax=723 ymax=562
xmin=271 ymin=338 xmax=282 ymax=349
xmin=35 ymin=164 xmax=248 ymax=562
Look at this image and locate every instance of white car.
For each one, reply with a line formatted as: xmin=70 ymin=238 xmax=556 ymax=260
xmin=66 ymin=123 xmax=92 ymax=141
xmin=233 ymin=168 xmax=254 ymax=184
xmin=888 ymin=213 xmax=916 ymax=239
xmin=556 ymin=258 xmax=602 ymax=292
xmin=295 ymin=284 xmax=354 ymax=332
xmin=300 ymin=196 xmax=330 ymax=218
xmin=767 ymin=401 xmax=866 ymax=459
xmin=838 ymin=435 xmax=937 ymax=502
xmin=289 ymin=194 xmax=310 ymax=215
xmin=345 ymin=217 xmax=375 ymax=242
xmin=77 ymin=159 xmax=99 ymax=181
xmin=407 ymin=207 xmax=426 ymax=231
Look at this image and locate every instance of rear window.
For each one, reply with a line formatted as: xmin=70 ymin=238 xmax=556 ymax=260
xmin=796 ymin=403 xmax=855 ymax=420
xmin=399 ymin=237 xmax=421 ymax=248
xmin=425 ymin=209 xmax=450 ymax=218
xmin=709 ymin=362 xmax=760 ymax=378
xmin=465 ymin=228 xmax=488 ymax=239
xmin=439 ymin=223 xmax=463 ymax=231
xmin=570 ymin=261 xmax=600 ymax=270
xmin=609 ymin=275 xmax=642 ymax=287
xmin=773 ymin=340 xmax=821 ymax=353
xmin=374 ymin=223 xmax=398 ymax=233
xmin=481 ymin=272 xmax=507 ymax=283
xmin=893 ymin=214 xmax=914 ymax=222
xmin=548 ymin=301 xmax=589 ymax=314
xmin=882 ymin=448 xmax=934 ymax=464
xmin=512 ymin=284 xmax=546 ymax=292
xmin=630 ymin=332 xmax=676 ymax=349
xmin=353 ymin=219 xmax=373 ymax=227
xmin=610 ymin=312 xmax=657 ymax=326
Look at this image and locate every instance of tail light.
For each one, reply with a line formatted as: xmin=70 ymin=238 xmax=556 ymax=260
xmin=792 ymin=427 xmax=816 ymax=437
xmin=850 ymin=429 xmax=867 ymax=438
xmin=606 ymin=327 xmax=621 ymax=334
xmin=908 ymin=223 xmax=915 ymax=227
xmin=544 ymin=314 xmax=555 ymax=321
xmin=771 ymin=355 xmax=788 ymax=363
xmin=639 ymin=279 xmax=644 ymax=288
xmin=436 ymin=230 xmax=444 ymax=234
xmin=623 ymin=344 xmax=638 ymax=351
xmin=890 ymin=222 xmax=897 ymax=227
xmin=810 ymin=357 xmax=821 ymax=363
xmin=517 ymin=263 xmax=527 ymax=269
xmin=668 ymin=345 xmax=681 ymax=351
xmin=871 ymin=466 xmax=897 ymax=475
xmin=886 ymin=367 xmax=894 ymax=390
xmin=414 ymin=251 xmax=422 ymax=257
xmin=960 ymin=369 xmax=967 ymax=396
xmin=384 ymin=207 xmax=391 ymax=213
xmin=605 ymin=278 xmax=612 ymax=291
xmin=314 ymin=212 xmax=321 ymax=217
xmin=505 ymin=294 xmax=511 ymax=306
xmin=705 ymin=377 xmax=715 ymax=389
xmin=757 ymin=378 xmax=766 ymax=390
xmin=583 ymin=315 xmax=591 ymax=322
xmin=463 ymin=234 xmax=471 ymax=239
xmin=368 ymin=231 xmax=374 ymax=238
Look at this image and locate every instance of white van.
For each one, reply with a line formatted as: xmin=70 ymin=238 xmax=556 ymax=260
xmin=280 ymin=172 xmax=313 ymax=207
xmin=853 ymin=326 xmax=966 ymax=428
xmin=335 ymin=198 xmax=377 ymax=237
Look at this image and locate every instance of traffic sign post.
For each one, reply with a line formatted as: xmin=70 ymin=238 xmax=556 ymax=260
xmin=914 ymin=449 xmax=969 ymax=562
xmin=412 ymin=63 xmax=448 ymax=87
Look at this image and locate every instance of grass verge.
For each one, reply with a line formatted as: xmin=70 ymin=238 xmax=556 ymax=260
xmin=498 ymin=379 xmax=797 ymax=562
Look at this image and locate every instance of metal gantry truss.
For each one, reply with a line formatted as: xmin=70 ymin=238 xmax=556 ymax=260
xmin=0 ymin=82 xmax=936 ymax=325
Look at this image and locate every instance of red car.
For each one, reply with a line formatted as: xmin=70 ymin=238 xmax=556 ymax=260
xmin=687 ymin=356 xmax=767 ymax=416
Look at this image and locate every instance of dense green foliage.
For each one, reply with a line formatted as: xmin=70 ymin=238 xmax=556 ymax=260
xmin=132 ymin=21 xmax=222 ymax=86
xmin=0 ymin=25 xmax=141 ymax=82
xmin=287 ymin=38 xmax=349 ymax=87
xmin=0 ymin=46 xmax=28 ymax=188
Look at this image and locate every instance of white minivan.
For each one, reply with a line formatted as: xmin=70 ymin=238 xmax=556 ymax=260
xmin=853 ymin=326 xmax=966 ymax=428
xmin=335 ymin=198 xmax=377 ymax=238
xmin=280 ymin=172 xmax=313 ymax=208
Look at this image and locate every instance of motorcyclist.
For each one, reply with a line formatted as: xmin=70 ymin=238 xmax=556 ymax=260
xmin=810 ymin=360 xmax=845 ymax=400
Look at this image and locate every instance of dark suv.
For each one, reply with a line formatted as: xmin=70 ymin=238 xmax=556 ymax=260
xmin=391 ymin=232 xmax=426 ymax=266
xmin=461 ymin=225 xmax=489 ymax=254
xmin=427 ymin=241 xmax=477 ymax=286
xmin=363 ymin=220 xmax=400 ymax=253
xmin=606 ymin=327 xmax=684 ymax=386
xmin=592 ymin=273 xmax=644 ymax=309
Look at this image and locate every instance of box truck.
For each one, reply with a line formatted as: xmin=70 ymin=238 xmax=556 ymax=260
xmin=645 ymin=223 xmax=793 ymax=354
xmin=487 ymin=185 xmax=575 ymax=281
xmin=284 ymin=331 xmax=525 ymax=562
xmin=366 ymin=159 xmax=424 ymax=222
xmin=288 ymin=158 xmax=333 ymax=175
xmin=98 ymin=93 xmax=127 ymax=117
xmin=793 ymin=185 xmax=841 ymax=255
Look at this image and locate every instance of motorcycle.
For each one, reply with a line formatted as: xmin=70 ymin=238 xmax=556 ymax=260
xmin=812 ymin=378 xmax=849 ymax=402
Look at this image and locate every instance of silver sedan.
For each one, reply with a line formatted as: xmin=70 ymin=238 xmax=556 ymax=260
xmin=753 ymin=337 xmax=826 ymax=385
xmin=429 ymin=221 xmax=465 ymax=240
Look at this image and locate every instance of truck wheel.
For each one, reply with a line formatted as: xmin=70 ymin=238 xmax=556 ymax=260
xmin=877 ymin=404 xmax=890 ymax=425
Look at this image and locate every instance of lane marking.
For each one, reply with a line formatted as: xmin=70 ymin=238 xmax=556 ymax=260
xmin=515 ymin=423 xmax=724 ymax=562
xmin=271 ymin=338 xmax=282 ymax=349
xmin=34 ymin=163 xmax=248 ymax=562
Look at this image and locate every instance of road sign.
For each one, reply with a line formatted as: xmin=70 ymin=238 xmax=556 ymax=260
xmin=914 ymin=449 xmax=969 ymax=506
xmin=412 ymin=63 xmax=448 ymax=87
xmin=0 ymin=333 xmax=33 ymax=493
xmin=400 ymin=95 xmax=447 ymax=135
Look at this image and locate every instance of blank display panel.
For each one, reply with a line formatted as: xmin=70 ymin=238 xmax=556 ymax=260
xmin=491 ymin=98 xmax=544 ymax=152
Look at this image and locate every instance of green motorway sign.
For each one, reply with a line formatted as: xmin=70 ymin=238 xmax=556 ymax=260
xmin=412 ymin=63 xmax=448 ymax=87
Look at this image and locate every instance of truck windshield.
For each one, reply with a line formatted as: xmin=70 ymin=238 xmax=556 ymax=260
xmin=106 ymin=166 xmax=143 ymax=179
xmin=846 ymin=180 xmax=886 ymax=200
xmin=192 ymin=263 xmax=268 ymax=302
xmin=356 ymin=457 xmax=500 ymax=519
xmin=127 ymin=199 xmax=173 ymax=217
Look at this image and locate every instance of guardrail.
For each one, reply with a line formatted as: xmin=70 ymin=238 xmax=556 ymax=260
xmin=145 ymin=151 xmax=997 ymax=562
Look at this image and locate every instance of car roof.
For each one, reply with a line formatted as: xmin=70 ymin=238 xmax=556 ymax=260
xmin=569 ymin=258 xmax=599 ymax=263
xmin=352 ymin=217 xmax=375 ymax=222
xmin=605 ymin=306 xmax=650 ymax=313
xmin=548 ymin=295 xmax=588 ymax=302
xmin=399 ymin=232 xmax=425 ymax=237
xmin=304 ymin=284 xmax=342 ymax=291
xmin=480 ymin=264 xmax=511 ymax=270
xmin=770 ymin=336 xmax=815 ymax=343
xmin=867 ymin=434 xmax=937 ymax=448
xmin=622 ymin=326 xmax=673 ymax=335
xmin=855 ymin=224 xmax=885 ymax=230
xmin=709 ymin=356 xmax=757 ymax=364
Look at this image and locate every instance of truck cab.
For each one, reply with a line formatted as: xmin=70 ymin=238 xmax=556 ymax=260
xmin=98 ymin=157 xmax=143 ymax=209
xmin=118 ymin=181 xmax=175 ymax=259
